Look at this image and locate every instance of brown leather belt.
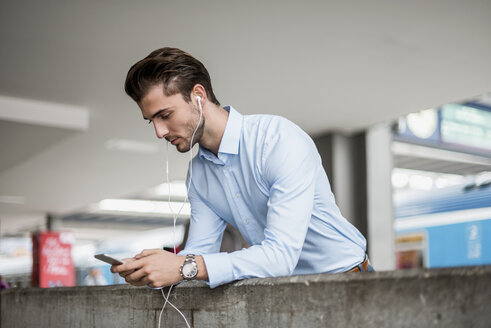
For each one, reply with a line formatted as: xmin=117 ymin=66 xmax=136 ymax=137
xmin=347 ymin=256 xmax=371 ymax=273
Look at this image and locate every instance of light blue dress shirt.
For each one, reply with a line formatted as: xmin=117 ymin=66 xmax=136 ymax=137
xmin=181 ymin=106 xmax=366 ymax=288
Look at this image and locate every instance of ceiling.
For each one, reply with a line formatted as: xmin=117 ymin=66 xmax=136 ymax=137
xmin=1 ymin=1 xmax=491 ymax=234
xmin=392 ymin=141 xmax=491 ymax=175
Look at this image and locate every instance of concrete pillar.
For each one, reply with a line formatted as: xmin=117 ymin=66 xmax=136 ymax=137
xmin=314 ymin=133 xmax=367 ymax=238
xmin=46 ymin=213 xmax=62 ymax=231
xmin=366 ymin=123 xmax=396 ymax=270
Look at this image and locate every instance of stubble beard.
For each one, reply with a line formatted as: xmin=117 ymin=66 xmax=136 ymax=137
xmin=176 ymin=114 xmax=205 ymax=153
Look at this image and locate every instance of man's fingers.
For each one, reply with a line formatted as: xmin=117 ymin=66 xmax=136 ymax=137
xmin=130 ymin=277 xmax=150 ymax=287
xmin=111 ymin=264 xmax=125 ymax=273
xmin=112 ymin=258 xmax=143 ymax=273
xmin=135 ymin=248 xmax=161 ymax=259
xmin=126 ymin=268 xmax=147 ymax=282
xmin=127 ymin=272 xmax=152 ymax=287
xmin=111 ymin=257 xmax=137 ymax=273
xmin=119 ymin=269 xmax=136 ymax=277
xmin=110 ymin=264 xmax=121 ymax=273
xmin=138 ymin=276 xmax=163 ymax=288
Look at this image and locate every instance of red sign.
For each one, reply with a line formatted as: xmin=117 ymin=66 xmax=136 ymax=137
xmin=32 ymin=231 xmax=75 ymax=287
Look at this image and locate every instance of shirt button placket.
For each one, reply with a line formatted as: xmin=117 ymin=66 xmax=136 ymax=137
xmin=224 ymin=164 xmax=251 ymax=232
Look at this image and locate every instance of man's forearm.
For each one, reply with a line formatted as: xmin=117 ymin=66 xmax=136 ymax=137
xmin=194 ymin=255 xmax=209 ymax=281
xmin=112 ymin=250 xmax=209 ymax=287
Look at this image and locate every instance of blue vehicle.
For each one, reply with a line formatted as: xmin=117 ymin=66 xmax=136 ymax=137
xmin=394 ymin=182 xmax=491 ymax=268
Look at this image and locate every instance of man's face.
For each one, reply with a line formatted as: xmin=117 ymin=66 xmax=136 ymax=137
xmin=138 ymin=85 xmax=204 ymax=153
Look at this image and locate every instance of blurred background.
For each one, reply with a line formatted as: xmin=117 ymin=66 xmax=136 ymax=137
xmin=0 ymin=0 xmax=490 ymax=288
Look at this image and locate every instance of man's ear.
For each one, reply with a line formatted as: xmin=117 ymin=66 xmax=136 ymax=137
xmin=191 ymin=84 xmax=207 ymax=106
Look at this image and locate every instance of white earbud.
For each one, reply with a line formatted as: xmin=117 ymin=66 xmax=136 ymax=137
xmin=196 ymin=95 xmax=202 ymax=112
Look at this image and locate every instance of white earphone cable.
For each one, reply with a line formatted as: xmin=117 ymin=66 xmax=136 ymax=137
xmin=157 ymin=97 xmax=203 ymax=328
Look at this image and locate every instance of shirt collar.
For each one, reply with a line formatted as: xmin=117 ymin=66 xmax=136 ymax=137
xmin=218 ymin=106 xmax=242 ymax=155
xmin=198 ymin=106 xmax=242 ymax=163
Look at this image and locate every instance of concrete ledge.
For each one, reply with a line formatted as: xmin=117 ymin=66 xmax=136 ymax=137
xmin=1 ymin=266 xmax=490 ymax=327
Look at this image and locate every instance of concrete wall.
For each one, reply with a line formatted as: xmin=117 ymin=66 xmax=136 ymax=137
xmin=1 ymin=266 xmax=490 ymax=327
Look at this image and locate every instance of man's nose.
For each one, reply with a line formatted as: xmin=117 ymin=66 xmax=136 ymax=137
xmin=153 ymin=121 xmax=169 ymax=139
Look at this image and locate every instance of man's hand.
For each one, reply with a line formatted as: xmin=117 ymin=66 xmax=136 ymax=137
xmin=111 ymin=249 xmax=184 ymax=288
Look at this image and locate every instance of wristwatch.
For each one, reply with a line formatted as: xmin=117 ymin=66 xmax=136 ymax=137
xmin=180 ymin=254 xmax=198 ymax=280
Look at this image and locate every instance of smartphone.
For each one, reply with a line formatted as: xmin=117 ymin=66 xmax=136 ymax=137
xmin=94 ymin=253 xmax=124 ymax=265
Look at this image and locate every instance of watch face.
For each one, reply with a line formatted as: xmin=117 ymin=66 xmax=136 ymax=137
xmin=182 ymin=262 xmax=198 ymax=279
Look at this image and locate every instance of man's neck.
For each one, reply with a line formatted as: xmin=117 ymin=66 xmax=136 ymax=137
xmin=199 ymin=104 xmax=229 ymax=156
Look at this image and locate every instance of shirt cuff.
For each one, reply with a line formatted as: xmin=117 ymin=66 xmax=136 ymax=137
xmin=201 ymin=252 xmax=233 ymax=288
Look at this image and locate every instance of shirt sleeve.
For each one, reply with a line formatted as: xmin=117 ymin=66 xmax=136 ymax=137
xmin=202 ymin=120 xmax=321 ymax=288
xmin=179 ymin=168 xmax=227 ymax=257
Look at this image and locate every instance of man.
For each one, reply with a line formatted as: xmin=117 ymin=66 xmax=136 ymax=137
xmin=84 ymin=268 xmax=108 ymax=286
xmin=0 ymin=275 xmax=9 ymax=289
xmin=112 ymin=47 xmax=371 ymax=288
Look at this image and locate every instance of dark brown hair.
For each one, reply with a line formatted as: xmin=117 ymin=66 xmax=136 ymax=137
xmin=124 ymin=47 xmax=220 ymax=105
